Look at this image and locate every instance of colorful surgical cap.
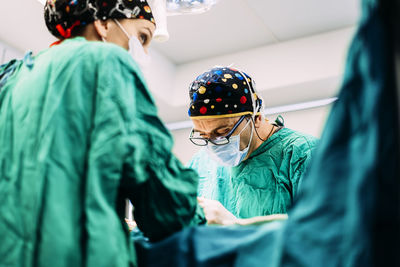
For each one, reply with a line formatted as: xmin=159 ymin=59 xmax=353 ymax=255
xmin=44 ymin=0 xmax=155 ymax=39
xmin=188 ymin=67 xmax=263 ymax=119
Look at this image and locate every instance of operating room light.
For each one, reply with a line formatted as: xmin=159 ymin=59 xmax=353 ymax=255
xmin=166 ymin=0 xmax=220 ymax=15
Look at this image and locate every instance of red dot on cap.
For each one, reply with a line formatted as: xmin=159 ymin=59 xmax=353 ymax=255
xmin=228 ymin=110 xmax=232 ymax=114
xmin=216 ymin=98 xmax=222 ymax=102
xmin=240 ymin=96 xmax=247 ymax=104
xmin=200 ymin=106 xmax=207 ymax=114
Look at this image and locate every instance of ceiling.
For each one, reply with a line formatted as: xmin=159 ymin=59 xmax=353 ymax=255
xmin=1 ymin=0 xmax=360 ymax=64
xmin=152 ymin=0 xmax=360 ymax=64
xmin=0 ymin=0 xmax=360 ymax=125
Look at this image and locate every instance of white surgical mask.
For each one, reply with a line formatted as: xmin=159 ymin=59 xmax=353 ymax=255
xmin=206 ymin=119 xmax=254 ymax=167
xmin=113 ymin=19 xmax=151 ymax=69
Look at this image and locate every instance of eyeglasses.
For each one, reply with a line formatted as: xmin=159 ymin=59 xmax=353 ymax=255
xmin=189 ymin=115 xmax=247 ymax=146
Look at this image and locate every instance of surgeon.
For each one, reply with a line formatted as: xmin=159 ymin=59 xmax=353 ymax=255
xmin=188 ymin=67 xmax=317 ymax=225
xmin=0 ymin=1 xmax=204 ymax=267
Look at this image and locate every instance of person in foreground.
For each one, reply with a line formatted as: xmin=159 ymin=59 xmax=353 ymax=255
xmin=0 ymin=1 xmax=204 ymax=266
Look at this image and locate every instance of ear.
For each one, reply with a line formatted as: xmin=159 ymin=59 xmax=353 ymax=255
xmin=93 ymin=20 xmax=110 ymax=40
xmin=253 ymin=115 xmax=263 ymax=128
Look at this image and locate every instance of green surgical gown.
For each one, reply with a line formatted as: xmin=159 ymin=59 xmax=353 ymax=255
xmin=0 ymin=37 xmax=204 ymax=267
xmin=189 ymin=127 xmax=317 ymax=218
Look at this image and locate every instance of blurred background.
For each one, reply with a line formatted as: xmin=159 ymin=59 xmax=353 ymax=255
xmin=0 ymin=0 xmax=360 ymax=163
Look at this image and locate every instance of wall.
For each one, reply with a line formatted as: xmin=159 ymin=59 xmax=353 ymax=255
xmin=171 ymin=104 xmax=332 ymax=164
xmin=142 ymin=48 xmax=177 ymax=100
xmin=0 ymin=40 xmax=23 ymax=64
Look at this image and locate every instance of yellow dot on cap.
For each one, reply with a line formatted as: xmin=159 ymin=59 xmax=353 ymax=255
xmin=243 ymin=81 xmax=247 ymax=85
xmin=211 ymin=105 xmax=215 ymax=109
xmin=199 ymin=86 xmax=206 ymax=94
xmin=224 ymin=74 xmax=233 ymax=79
xmin=232 ymin=84 xmax=238 ymax=89
xmin=192 ymin=105 xmax=195 ymax=109
xmin=144 ymin=6 xmax=152 ymax=13
xmin=222 ymin=78 xmax=227 ymax=82
xmin=253 ymin=93 xmax=258 ymax=99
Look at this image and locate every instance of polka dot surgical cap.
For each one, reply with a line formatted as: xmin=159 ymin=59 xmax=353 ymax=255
xmin=188 ymin=66 xmax=263 ymax=119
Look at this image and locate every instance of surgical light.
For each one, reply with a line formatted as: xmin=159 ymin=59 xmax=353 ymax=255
xmin=166 ymin=0 xmax=220 ymax=15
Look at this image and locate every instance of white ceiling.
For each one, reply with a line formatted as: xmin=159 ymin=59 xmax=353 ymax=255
xmin=246 ymin=0 xmax=360 ymax=41
xmin=152 ymin=0 xmax=360 ymax=64
xmin=1 ymin=0 xmax=359 ymax=64
xmin=152 ymin=0 xmax=278 ymax=64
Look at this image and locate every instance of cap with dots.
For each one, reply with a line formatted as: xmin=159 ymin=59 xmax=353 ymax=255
xmin=188 ymin=66 xmax=262 ymax=119
xmin=44 ymin=0 xmax=155 ymax=39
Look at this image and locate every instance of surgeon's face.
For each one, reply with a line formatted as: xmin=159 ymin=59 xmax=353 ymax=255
xmin=95 ymin=18 xmax=155 ymax=53
xmin=192 ymin=116 xmax=253 ymax=151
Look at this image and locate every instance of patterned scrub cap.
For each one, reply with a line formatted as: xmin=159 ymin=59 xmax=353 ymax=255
xmin=44 ymin=0 xmax=155 ymax=39
xmin=188 ymin=67 xmax=263 ymax=119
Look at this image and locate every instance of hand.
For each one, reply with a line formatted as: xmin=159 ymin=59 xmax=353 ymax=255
xmin=197 ymin=197 xmax=237 ymax=225
xmin=125 ymin=218 xmax=137 ymax=232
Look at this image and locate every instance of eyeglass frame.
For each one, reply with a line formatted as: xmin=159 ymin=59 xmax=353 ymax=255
xmin=189 ymin=115 xmax=250 ymax=146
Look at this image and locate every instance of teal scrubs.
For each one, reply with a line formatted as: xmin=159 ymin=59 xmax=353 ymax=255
xmin=0 ymin=37 xmax=204 ymax=267
xmin=189 ymin=127 xmax=317 ymax=218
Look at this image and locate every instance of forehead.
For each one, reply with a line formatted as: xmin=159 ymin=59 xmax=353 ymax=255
xmin=192 ymin=117 xmax=239 ymax=132
xmin=124 ymin=18 xmax=156 ymax=32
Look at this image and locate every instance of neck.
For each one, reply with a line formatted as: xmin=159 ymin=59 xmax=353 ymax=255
xmin=245 ymin=121 xmax=275 ymax=160
xmin=80 ymin=24 xmax=102 ymax=42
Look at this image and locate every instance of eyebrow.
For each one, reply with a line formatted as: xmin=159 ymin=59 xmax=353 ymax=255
xmin=193 ymin=124 xmax=233 ymax=134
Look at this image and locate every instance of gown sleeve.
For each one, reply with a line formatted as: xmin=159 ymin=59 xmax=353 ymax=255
xmin=93 ymin=48 xmax=205 ymax=242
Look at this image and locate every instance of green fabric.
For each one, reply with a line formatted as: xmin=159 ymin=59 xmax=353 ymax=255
xmin=0 ymin=37 xmax=204 ymax=267
xmin=189 ymin=128 xmax=317 ymax=218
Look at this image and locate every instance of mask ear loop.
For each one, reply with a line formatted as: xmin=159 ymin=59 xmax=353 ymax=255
xmin=113 ymin=19 xmax=131 ymax=39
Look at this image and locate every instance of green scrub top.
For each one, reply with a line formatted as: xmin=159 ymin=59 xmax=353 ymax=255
xmin=0 ymin=37 xmax=204 ymax=267
xmin=189 ymin=127 xmax=317 ymax=218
